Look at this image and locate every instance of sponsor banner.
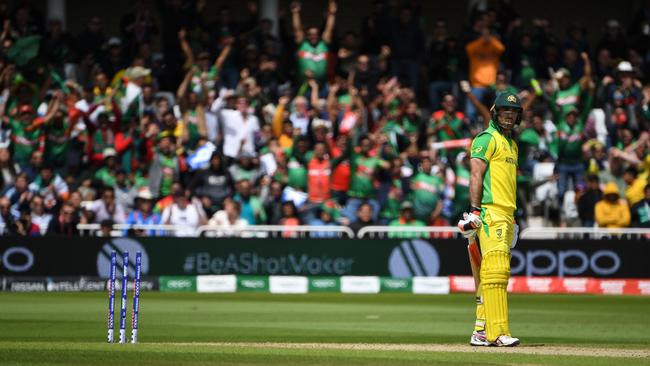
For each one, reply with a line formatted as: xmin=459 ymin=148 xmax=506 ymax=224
xmin=197 ymin=275 xmax=236 ymax=293
xmin=308 ymin=277 xmax=340 ymax=292
xmin=0 ymin=276 xmax=158 ymax=292
xmin=237 ymin=276 xmax=270 ymax=292
xmin=451 ymin=276 xmax=650 ymax=296
xmin=269 ymin=276 xmax=308 ymax=294
xmin=379 ymin=277 xmax=412 ymax=293
xmin=340 ymin=276 xmax=380 ymax=294
xmin=1 ymin=237 xmax=649 ymax=279
xmin=160 ymin=276 xmax=197 ymax=292
xmin=449 ymin=276 xmax=476 ymax=293
xmin=412 ymin=276 xmax=450 ymax=294
xmin=1 ymin=277 xmax=47 ymax=292
xmin=635 ymin=280 xmax=650 ymax=296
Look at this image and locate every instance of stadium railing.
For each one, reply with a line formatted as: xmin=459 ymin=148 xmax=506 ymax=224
xmin=356 ymin=226 xmax=462 ymax=239
xmin=12 ymin=223 xmax=650 ymax=239
xmin=519 ymin=227 xmax=650 ymax=240
xmin=75 ymin=223 xmax=355 ymax=238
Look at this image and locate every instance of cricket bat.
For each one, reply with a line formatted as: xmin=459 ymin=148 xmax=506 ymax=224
xmin=467 ymin=236 xmax=481 ymax=291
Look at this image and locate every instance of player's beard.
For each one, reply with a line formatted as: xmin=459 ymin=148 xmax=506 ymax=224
xmin=497 ymin=117 xmax=514 ymax=135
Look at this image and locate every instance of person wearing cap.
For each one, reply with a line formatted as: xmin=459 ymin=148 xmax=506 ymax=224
xmin=595 ymin=182 xmax=631 ymax=228
xmin=555 ymin=105 xmax=586 ymax=199
xmin=126 ymin=188 xmax=161 ymax=237
xmin=457 ymin=92 xmax=522 ymax=347
xmin=119 ymin=65 xmax=151 ymax=119
xmin=603 ymin=60 xmax=642 ymax=108
xmin=387 ymin=201 xmax=425 ymax=239
xmin=94 ymin=148 xmax=120 ymax=187
xmin=550 ymin=52 xmax=592 ymax=124
xmin=10 ymin=94 xmax=60 ymax=166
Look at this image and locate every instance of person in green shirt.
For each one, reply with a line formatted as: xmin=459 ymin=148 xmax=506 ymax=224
xmin=94 ymin=148 xmax=119 ymax=188
xmin=411 ymin=156 xmax=444 ymax=223
xmin=342 ymin=135 xmax=390 ymax=221
xmin=555 ymin=106 xmax=586 ymax=199
xmin=11 ymin=96 xmax=60 ymax=167
xmin=388 ymin=201 xmax=427 ymax=238
xmin=517 ymin=112 xmax=557 ymax=175
xmin=291 ymin=0 xmax=337 ymax=84
xmin=427 ymin=94 xmax=467 ymax=161
xmin=549 ymin=52 xmax=592 ymax=125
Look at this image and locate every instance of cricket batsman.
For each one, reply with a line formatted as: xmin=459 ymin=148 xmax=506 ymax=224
xmin=458 ymin=92 xmax=522 ymax=347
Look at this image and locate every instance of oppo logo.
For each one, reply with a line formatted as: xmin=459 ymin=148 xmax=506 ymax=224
xmin=0 ymin=247 xmax=34 ymax=272
xmin=511 ymin=249 xmax=621 ymax=276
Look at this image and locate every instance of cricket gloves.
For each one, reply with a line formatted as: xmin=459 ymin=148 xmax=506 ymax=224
xmin=458 ymin=207 xmax=482 ymax=238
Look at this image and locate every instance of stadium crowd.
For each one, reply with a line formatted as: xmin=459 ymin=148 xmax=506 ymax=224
xmin=0 ymin=0 xmax=649 ymax=237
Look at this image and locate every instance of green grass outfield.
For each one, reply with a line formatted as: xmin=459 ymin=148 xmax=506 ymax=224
xmin=1 ymin=292 xmax=649 ymax=365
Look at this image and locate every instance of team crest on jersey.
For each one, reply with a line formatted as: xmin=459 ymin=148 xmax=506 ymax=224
xmin=507 ymin=95 xmax=517 ymax=103
xmin=496 ymin=228 xmax=502 ymax=238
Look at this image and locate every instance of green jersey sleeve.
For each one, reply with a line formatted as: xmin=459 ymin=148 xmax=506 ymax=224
xmin=470 ymin=132 xmax=494 ymax=163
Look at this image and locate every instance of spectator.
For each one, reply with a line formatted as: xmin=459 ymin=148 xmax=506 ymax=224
xmin=148 ymin=134 xmax=182 ymax=198
xmin=212 ymin=94 xmax=260 ymax=161
xmin=0 ymin=196 xmax=15 ymax=234
xmin=630 ymin=184 xmax=650 ymax=227
xmin=411 ymin=156 xmax=444 ymax=223
xmin=577 ymin=175 xmax=603 ymax=227
xmin=0 ymin=146 xmax=20 ymax=192
xmin=594 ymin=182 xmax=631 ymax=228
xmin=208 ymin=197 xmax=247 ymax=228
xmin=279 ymin=200 xmax=301 ymax=237
xmin=15 ymin=209 xmax=41 ymax=236
xmin=28 ymin=166 xmax=69 ymax=210
xmin=126 ymin=188 xmax=161 ymax=236
xmin=264 ymin=180 xmax=284 ymax=225
xmin=290 ymin=0 xmax=337 ymax=85
xmin=188 ymin=152 xmax=233 ymax=209
xmin=46 ymin=201 xmax=79 ymax=236
xmin=388 ymin=201 xmax=426 ymax=238
xmin=348 ymin=202 xmax=376 ymax=234
xmin=342 ymin=135 xmax=390 ymax=221
xmin=623 ymin=167 xmax=647 ymax=206
xmin=161 ymin=191 xmax=207 ymax=237
xmin=88 ymin=187 xmax=126 ymax=224
xmin=555 ymin=107 xmax=586 ymax=199
xmin=465 ymin=25 xmax=504 ymax=121
xmin=389 ymin=6 xmax=424 ymax=90
xmin=234 ymin=179 xmax=266 ymax=225
xmin=309 ymin=201 xmax=341 ymax=238
xmin=29 ymin=195 xmax=52 ymax=235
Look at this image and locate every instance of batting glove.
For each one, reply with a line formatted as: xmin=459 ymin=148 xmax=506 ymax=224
xmin=458 ymin=212 xmax=480 ymax=238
